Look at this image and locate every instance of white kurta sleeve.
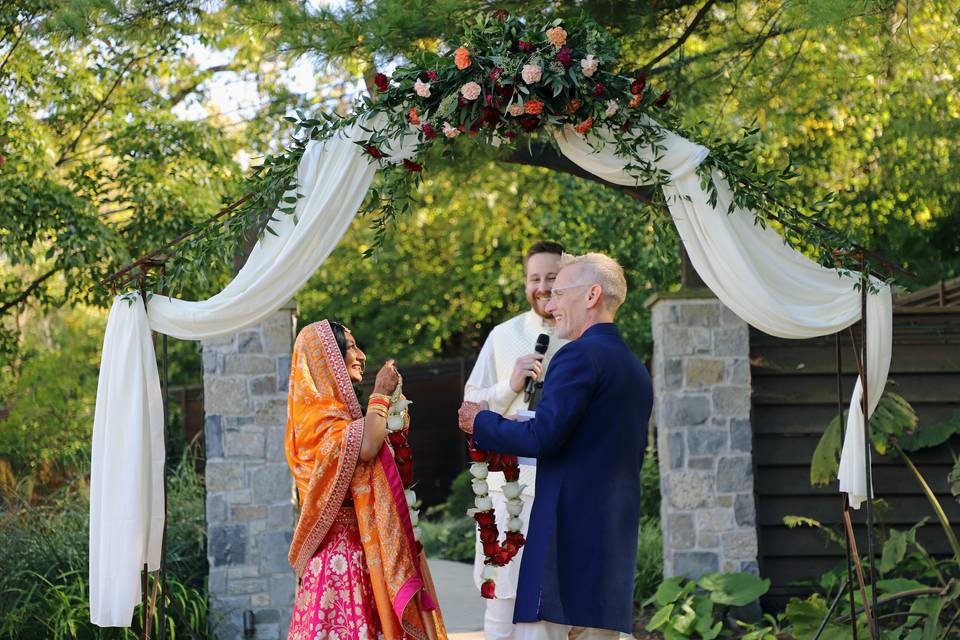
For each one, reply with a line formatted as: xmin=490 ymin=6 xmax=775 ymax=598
xmin=464 ymin=331 xmax=518 ymax=414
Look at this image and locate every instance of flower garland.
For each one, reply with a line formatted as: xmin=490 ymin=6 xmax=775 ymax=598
xmin=467 ymin=441 xmax=526 ymax=599
xmin=384 ymin=380 xmax=423 ymax=553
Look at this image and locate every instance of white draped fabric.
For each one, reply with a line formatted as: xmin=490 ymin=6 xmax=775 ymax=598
xmin=554 ymin=120 xmax=891 ymax=510
xmin=90 ymin=115 xmax=891 ymax=625
xmin=89 ymin=129 xmax=377 ymax=626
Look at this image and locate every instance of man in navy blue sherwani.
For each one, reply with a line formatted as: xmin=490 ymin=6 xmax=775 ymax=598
xmin=459 ymin=252 xmax=652 ymax=640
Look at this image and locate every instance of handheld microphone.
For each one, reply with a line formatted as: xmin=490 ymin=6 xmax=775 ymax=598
xmin=523 ymin=333 xmax=550 ymax=406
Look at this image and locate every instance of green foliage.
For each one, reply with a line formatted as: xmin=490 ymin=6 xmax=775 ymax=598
xmin=420 ymin=469 xmax=476 ymax=562
xmin=0 ymin=452 xmax=207 ymax=639
xmin=633 ymin=516 xmax=663 ymax=608
xmin=643 ymin=573 xmax=770 ymax=639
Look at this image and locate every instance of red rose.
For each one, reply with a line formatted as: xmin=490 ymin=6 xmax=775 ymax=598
xmin=593 ymin=82 xmax=605 ymax=97
xmin=501 ymin=540 xmax=517 ymax=555
xmin=556 ymin=47 xmax=572 ymax=66
xmin=486 ymin=453 xmax=502 ymax=470
xmin=403 ymin=159 xmax=423 ymax=173
xmin=505 ymin=531 xmax=525 ymax=546
xmin=469 ymin=448 xmax=488 ymax=462
xmin=479 ymin=526 xmax=499 ymax=544
xmin=364 ymin=145 xmax=384 ymax=159
xmin=474 ymin=511 xmax=496 ymax=527
xmin=631 ymin=74 xmax=647 ymax=95
xmin=480 ymin=106 xmax=500 ymax=128
xmin=482 ymin=540 xmax=500 ymax=556
xmin=481 ymin=580 xmax=496 ymax=599
xmin=493 ymin=549 xmax=512 ymax=565
xmin=426 ymin=70 xmax=438 ymax=81
xmin=388 ymin=432 xmax=406 ymax=447
xmin=518 ymin=40 xmax=533 ymax=52
xmin=503 ymin=130 xmax=516 ymax=140
xmin=422 ymin=123 xmax=437 ymax=139
xmin=654 ymin=90 xmax=671 ymax=107
xmin=374 ymin=73 xmax=389 ymax=92
xmin=502 ymin=455 xmax=518 ymax=466
xmin=502 ymin=465 xmax=520 ymax=482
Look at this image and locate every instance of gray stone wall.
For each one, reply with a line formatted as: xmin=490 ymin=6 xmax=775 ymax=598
xmin=650 ymin=295 xmax=759 ymax=577
xmin=203 ymin=304 xmax=297 ymax=639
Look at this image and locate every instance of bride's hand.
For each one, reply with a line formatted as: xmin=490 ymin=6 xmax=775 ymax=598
xmin=373 ymin=359 xmax=399 ymax=395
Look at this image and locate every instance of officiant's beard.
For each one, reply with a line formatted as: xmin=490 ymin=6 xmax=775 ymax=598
xmin=528 ymin=292 xmax=554 ymax=321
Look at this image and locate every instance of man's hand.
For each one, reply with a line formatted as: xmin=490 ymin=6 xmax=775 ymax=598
xmin=458 ymin=400 xmax=487 ymax=434
xmin=509 ymin=353 xmax=545 ymax=393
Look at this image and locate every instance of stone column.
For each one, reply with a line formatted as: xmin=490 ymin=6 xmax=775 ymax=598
xmin=203 ymin=302 xmax=297 ymax=639
xmin=648 ymin=294 xmax=759 ymax=577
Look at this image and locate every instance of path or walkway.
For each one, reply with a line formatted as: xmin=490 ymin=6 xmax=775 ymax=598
xmin=428 ymin=558 xmax=484 ymax=638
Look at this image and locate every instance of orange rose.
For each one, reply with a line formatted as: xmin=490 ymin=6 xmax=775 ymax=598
xmin=629 ymin=94 xmax=642 ymax=108
xmin=546 ymin=26 xmax=567 ymax=47
xmin=524 ymin=100 xmax=544 ymax=115
xmin=454 ymin=46 xmax=472 ymax=70
xmin=407 ymin=107 xmax=420 ymax=125
xmin=574 ymin=117 xmax=593 ymax=134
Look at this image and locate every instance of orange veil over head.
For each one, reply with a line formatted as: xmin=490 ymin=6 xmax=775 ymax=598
xmin=285 ymin=320 xmax=446 ymax=640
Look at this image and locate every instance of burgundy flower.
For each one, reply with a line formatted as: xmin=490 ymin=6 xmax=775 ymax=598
xmin=422 ymin=123 xmax=437 ymax=139
xmin=593 ymin=82 xmax=605 ymax=97
xmin=474 ymin=511 xmax=496 ymax=527
xmin=503 ymin=130 xmax=516 ymax=140
xmin=492 ymin=9 xmax=509 ymax=21
xmin=480 ymin=106 xmax=500 ymax=128
xmin=426 ymin=70 xmax=438 ymax=81
xmin=403 ymin=159 xmax=422 ymax=172
xmin=495 ymin=84 xmax=514 ymax=97
xmin=490 ymin=66 xmax=503 ymax=81
xmin=481 ymin=580 xmax=496 ymax=599
xmin=493 ymin=549 xmax=512 ymax=565
xmin=502 ymin=465 xmax=520 ymax=482
xmin=631 ymin=74 xmax=647 ymax=95
xmin=482 ymin=540 xmax=500 ymax=556
xmin=505 ymin=531 xmax=526 ymax=546
xmin=374 ymin=73 xmax=389 ymax=92
xmin=364 ymin=145 xmax=384 ymax=159
xmin=388 ymin=432 xmax=406 ymax=447
xmin=518 ymin=40 xmax=533 ymax=52
xmin=469 ymin=448 xmax=488 ymax=462
xmin=479 ymin=526 xmax=499 ymax=544
xmin=654 ymin=90 xmax=671 ymax=107
xmin=517 ymin=115 xmax=541 ymax=132
xmin=457 ymin=94 xmax=466 ymax=108
xmin=556 ymin=47 xmax=572 ymax=67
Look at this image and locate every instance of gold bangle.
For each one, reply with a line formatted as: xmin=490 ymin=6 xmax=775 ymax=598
xmin=368 ymin=407 xmax=387 ymax=418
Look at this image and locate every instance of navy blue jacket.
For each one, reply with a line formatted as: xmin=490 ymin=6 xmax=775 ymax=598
xmin=473 ymin=323 xmax=652 ymax=633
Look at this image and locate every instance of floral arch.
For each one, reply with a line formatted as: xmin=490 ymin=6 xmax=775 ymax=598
xmin=88 ymin=11 xmax=892 ymax=627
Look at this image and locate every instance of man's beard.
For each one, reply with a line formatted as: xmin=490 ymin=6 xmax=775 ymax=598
xmin=528 ymin=292 xmax=554 ymax=320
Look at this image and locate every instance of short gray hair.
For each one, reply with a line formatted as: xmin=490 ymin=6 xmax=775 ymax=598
xmin=559 ymin=252 xmax=627 ymax=312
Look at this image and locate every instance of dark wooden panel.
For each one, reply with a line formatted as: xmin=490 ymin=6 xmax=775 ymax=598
xmin=750 ymin=308 xmax=960 ymax=606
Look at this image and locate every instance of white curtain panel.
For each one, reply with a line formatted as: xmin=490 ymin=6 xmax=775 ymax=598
xmin=554 ymin=119 xmax=892 ymax=511
xmin=90 ymin=114 xmax=891 ymax=625
xmin=89 ymin=128 xmax=377 ymax=626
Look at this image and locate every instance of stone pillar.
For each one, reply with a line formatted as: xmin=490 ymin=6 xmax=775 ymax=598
xmin=203 ymin=302 xmax=297 ymax=639
xmin=648 ymin=294 xmax=759 ymax=577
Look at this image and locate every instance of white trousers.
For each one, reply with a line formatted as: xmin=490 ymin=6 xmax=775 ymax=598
xmin=484 ymin=596 xmax=518 ymax=640
xmin=513 ymin=621 xmax=620 ymax=640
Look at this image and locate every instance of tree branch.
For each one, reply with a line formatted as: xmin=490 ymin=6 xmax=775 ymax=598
xmin=55 ymin=54 xmax=144 ymax=167
xmin=0 ymin=267 xmax=60 ymax=316
xmin=644 ymin=0 xmax=718 ymax=70
xmin=501 ymin=142 xmax=654 ymax=203
xmin=0 ymin=25 xmax=26 ymax=78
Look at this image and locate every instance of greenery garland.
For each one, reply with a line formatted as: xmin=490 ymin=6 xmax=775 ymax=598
xmin=135 ymin=10 xmax=885 ymax=298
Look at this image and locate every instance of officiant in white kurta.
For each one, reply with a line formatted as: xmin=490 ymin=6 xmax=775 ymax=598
xmin=464 ymin=241 xmax=569 ymax=640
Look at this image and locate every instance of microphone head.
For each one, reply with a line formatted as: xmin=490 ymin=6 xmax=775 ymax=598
xmin=534 ymin=333 xmax=550 ymax=354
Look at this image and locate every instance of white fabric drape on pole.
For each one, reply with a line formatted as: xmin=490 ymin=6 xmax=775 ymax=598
xmin=89 ymin=129 xmax=377 ymax=626
xmin=554 ymin=120 xmax=891 ymax=511
xmin=90 ymin=114 xmax=891 ymax=626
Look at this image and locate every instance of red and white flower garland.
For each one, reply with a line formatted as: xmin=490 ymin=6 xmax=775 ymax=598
xmin=385 ymin=384 xmax=423 ymax=553
xmin=467 ymin=442 xmax=526 ymax=599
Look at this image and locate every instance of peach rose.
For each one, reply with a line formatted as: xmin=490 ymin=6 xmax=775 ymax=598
xmin=546 ymin=26 xmax=567 ymax=47
xmin=454 ymin=47 xmax=472 ymax=70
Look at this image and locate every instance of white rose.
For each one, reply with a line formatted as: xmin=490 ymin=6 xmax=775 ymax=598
xmin=475 ymin=495 xmax=494 ymax=511
xmin=387 ymin=414 xmax=404 ymax=430
xmin=506 ymin=499 xmax=524 ymax=516
xmin=502 ymin=481 xmax=522 ymax=499
xmin=580 ymin=54 xmax=598 ymax=77
xmin=507 ymin=516 xmax=523 ymax=531
xmin=605 ymin=99 xmax=619 ymax=117
xmin=404 ymin=489 xmax=417 ymax=507
xmin=472 ymin=480 xmax=489 ymax=495
xmin=470 ymin=462 xmax=489 ymax=479
xmin=409 ymin=509 xmax=419 ymax=526
xmin=482 ymin=565 xmax=497 ymax=580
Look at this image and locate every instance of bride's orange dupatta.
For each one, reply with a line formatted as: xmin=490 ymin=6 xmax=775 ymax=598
xmin=285 ymin=320 xmax=447 ymax=640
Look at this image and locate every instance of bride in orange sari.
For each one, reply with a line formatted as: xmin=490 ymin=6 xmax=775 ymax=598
xmin=285 ymin=319 xmax=447 ymax=640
